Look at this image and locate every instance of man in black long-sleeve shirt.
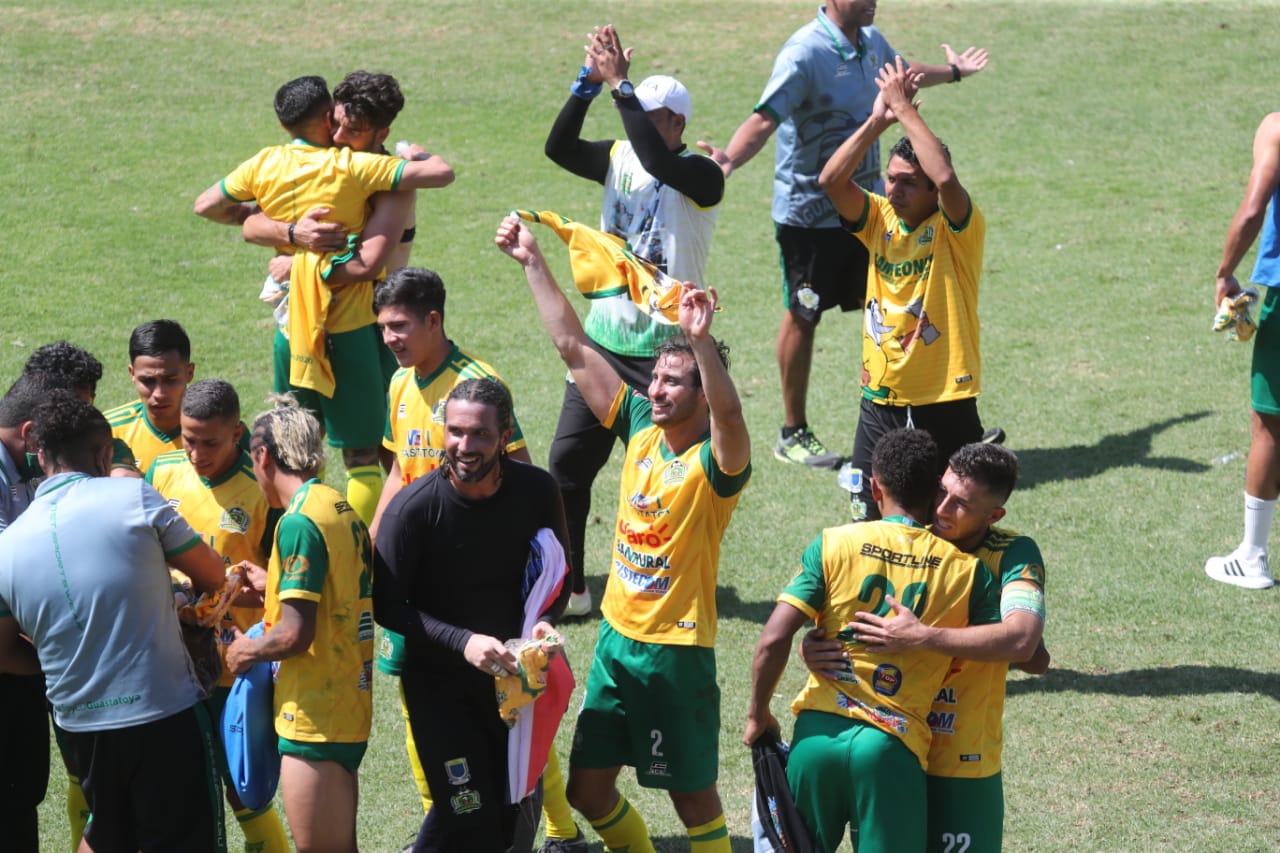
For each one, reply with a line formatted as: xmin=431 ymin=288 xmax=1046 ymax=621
xmin=373 ymin=378 xmax=571 ymax=853
xmin=543 ymin=24 xmax=724 ymax=620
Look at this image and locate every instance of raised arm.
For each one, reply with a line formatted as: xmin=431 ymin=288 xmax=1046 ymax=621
xmin=907 ymin=44 xmax=989 ymax=88
xmin=878 ymin=57 xmax=971 ymax=225
xmin=495 ymin=215 xmax=623 ymax=421
xmin=396 ymin=153 xmax=455 ymax=190
xmin=818 ymin=90 xmax=897 ymax=222
xmin=1217 ymin=112 xmax=1280 ymax=305
xmin=678 ymin=284 xmax=750 ymax=473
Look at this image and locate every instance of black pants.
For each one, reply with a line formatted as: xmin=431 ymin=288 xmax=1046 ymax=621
xmin=403 ymin=662 xmax=540 ymax=852
xmin=849 ymin=397 xmax=983 ymax=520
xmin=547 ymin=343 xmax=654 ymax=594
xmin=0 ymin=674 xmax=49 ymax=853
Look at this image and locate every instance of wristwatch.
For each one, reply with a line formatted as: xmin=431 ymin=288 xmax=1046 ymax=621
xmin=611 ymin=79 xmax=636 ymax=101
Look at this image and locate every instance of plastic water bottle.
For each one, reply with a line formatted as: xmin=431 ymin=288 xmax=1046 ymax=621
xmin=838 ymin=462 xmax=868 ymax=521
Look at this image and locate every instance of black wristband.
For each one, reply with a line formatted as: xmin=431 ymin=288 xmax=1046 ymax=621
xmin=288 ymin=222 xmax=296 ymax=245
xmin=400 ymin=226 xmax=416 ymax=244
xmin=950 ymin=63 xmax=962 ymax=83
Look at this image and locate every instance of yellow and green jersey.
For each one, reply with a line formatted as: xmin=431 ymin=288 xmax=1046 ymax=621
xmin=146 ymin=449 xmax=276 ymax=688
xmin=220 ymin=141 xmax=405 ymax=334
xmin=383 ymin=344 xmax=527 ymax=485
xmin=599 ymin=386 xmax=750 ymax=648
xmin=266 ymin=479 xmax=374 ymax=744
xmin=848 ymin=194 xmax=985 ymax=407
xmin=105 ymin=400 xmax=180 ymax=475
xmin=927 ymin=526 xmax=1045 ymax=778
xmin=780 ymin=519 xmax=1001 ymax=767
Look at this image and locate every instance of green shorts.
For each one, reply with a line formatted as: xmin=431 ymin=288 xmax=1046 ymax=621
xmin=1252 ymin=287 xmax=1280 ymax=415
xmin=926 ymin=773 xmax=1003 ymax=853
xmin=276 ymin=737 xmax=367 ymax=774
xmin=376 ymin=628 xmax=406 ymax=677
xmin=571 ymin=620 xmax=719 ymax=791
xmin=272 ymin=326 xmax=388 ymax=449
xmin=787 ymin=710 xmax=925 ymax=853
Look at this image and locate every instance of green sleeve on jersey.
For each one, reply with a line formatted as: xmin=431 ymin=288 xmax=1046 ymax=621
xmin=699 ymin=440 xmax=751 ymax=498
xmin=967 ymin=559 xmax=1002 ymax=626
xmin=111 ymin=438 xmax=137 ymax=470
xmin=780 ymin=534 xmax=827 ymax=616
xmin=274 ymin=512 xmax=330 ymax=598
xmin=845 ymin=186 xmax=872 ymax=234
xmin=1000 ymin=535 xmax=1046 ymax=591
xmin=390 ymin=158 xmax=406 ymax=191
xmin=165 ymin=535 xmax=202 ymax=559
xmin=610 ymin=388 xmax=652 ymax=445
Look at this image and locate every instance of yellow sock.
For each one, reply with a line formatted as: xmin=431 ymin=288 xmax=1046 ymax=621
xmin=590 ymin=794 xmax=654 ymax=853
xmin=400 ymin=683 xmax=432 ymax=814
xmin=66 ymin=775 xmax=89 ymax=853
xmin=235 ymin=805 xmax=289 ymax=853
xmin=540 ymin=750 xmax=579 ymax=839
xmin=345 ymin=464 xmax=383 ymax=526
xmin=687 ymin=813 xmax=730 ymax=852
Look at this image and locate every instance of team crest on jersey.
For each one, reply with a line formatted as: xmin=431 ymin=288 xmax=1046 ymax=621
xmin=662 ymin=460 xmax=688 ymax=486
xmin=796 ymin=285 xmax=820 ymax=311
xmin=397 ymin=403 xmax=408 ymax=419
xmin=444 ymin=758 xmax=472 ymax=786
xmin=281 ymin=554 xmax=310 ymax=577
xmin=872 ymin=664 xmax=902 ymax=696
xmin=220 ymin=506 xmax=251 ymax=534
xmin=407 ymin=429 xmax=423 ymax=448
xmin=431 ymin=401 xmax=446 ymax=425
xmin=918 ymin=225 xmax=934 ymax=246
xmin=451 ymin=788 xmax=482 ymax=814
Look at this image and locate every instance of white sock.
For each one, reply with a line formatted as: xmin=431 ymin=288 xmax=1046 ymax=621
xmin=1240 ymin=493 xmax=1277 ymax=557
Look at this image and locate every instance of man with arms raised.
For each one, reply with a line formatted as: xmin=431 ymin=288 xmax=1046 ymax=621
xmin=225 ymin=397 xmax=375 ymax=853
xmin=0 ymin=393 xmax=228 ymax=852
xmin=146 ymin=379 xmax=289 ymax=853
xmin=746 ymin=429 xmax=1001 ymax=853
xmin=705 ymin=1 xmax=986 ymax=468
xmin=195 ymin=75 xmax=453 ymax=526
xmin=498 ymin=214 xmax=750 ymax=853
xmin=819 ymin=58 xmax=985 ymax=520
xmin=804 ymin=442 xmax=1047 ymax=852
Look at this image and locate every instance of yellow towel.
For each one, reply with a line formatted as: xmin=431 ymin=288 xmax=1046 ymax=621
xmin=515 ymin=209 xmax=682 ymax=324
xmin=285 ymin=244 xmax=343 ymax=398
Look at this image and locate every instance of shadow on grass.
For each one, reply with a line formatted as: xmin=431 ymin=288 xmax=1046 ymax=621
xmin=716 ymin=585 xmax=780 ymax=624
xmin=1007 ymin=664 xmax=1280 ymax=702
xmin=1015 ymin=411 xmax=1213 ymax=490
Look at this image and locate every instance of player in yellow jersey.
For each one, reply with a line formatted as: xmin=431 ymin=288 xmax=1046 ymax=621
xmin=194 ymin=75 xmax=454 ymax=528
xmin=103 ymin=320 xmax=195 ymax=478
xmin=498 ymin=214 xmax=750 ymax=853
xmin=820 ymin=58 xmax=988 ymax=521
xmin=747 ymin=429 xmax=1002 ymax=853
xmin=803 ymin=442 xmax=1048 ymax=853
xmin=365 ymin=265 xmax=531 ymax=821
xmin=145 ymin=379 xmax=290 ymax=853
xmin=225 ymin=397 xmax=374 ymax=853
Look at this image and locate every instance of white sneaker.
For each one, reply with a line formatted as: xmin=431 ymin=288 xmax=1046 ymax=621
xmin=1204 ymin=551 xmax=1275 ymax=589
xmin=564 ymin=590 xmax=592 ymax=617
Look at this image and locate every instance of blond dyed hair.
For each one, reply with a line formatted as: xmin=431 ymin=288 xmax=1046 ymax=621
xmin=251 ymin=393 xmax=325 ymax=476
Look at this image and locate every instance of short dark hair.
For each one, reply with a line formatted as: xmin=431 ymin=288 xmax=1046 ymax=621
xmin=0 ymin=374 xmax=54 ymax=428
xmin=333 ymin=70 xmax=404 ymax=131
xmin=30 ymin=391 xmax=110 ymax=470
xmin=871 ymin=428 xmax=939 ymax=515
xmin=654 ymin=334 xmax=730 ymax=389
xmin=22 ymin=341 xmax=103 ymax=398
xmin=182 ymin=378 xmax=240 ymax=423
xmin=129 ymin=320 xmax=191 ymax=363
xmin=888 ymin=136 xmax=951 ymax=192
xmin=374 ymin=267 xmax=446 ymax=322
xmin=445 ymin=378 xmax=513 ymax=435
xmin=948 ymin=443 xmax=1018 ymax=504
xmin=274 ymin=75 xmax=332 ymax=131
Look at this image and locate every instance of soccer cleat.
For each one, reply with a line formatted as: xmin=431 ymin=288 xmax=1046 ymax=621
xmin=1204 ymin=552 xmax=1275 ymax=589
xmin=981 ymin=426 xmax=1006 ymax=445
xmin=1212 ymin=288 xmax=1260 ymax=342
xmin=774 ymin=427 xmax=843 ymax=469
xmin=537 ymin=830 xmax=588 ymax=853
xmin=563 ymin=590 xmax=592 ymax=618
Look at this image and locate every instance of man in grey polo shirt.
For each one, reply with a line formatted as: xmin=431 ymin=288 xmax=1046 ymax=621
xmin=0 ymin=392 xmax=229 ymax=853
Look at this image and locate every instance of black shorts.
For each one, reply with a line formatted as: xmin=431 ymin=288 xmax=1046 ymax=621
xmin=776 ymin=224 xmax=869 ymax=324
xmin=67 ymin=705 xmax=224 ymax=853
xmin=849 ymin=396 xmax=983 ymax=519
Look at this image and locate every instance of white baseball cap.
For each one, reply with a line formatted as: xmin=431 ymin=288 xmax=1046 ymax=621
xmin=635 ymin=75 xmax=692 ymax=122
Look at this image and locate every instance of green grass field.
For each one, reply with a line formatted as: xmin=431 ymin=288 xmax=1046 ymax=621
xmin=5 ymin=1 xmax=1280 ymax=850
